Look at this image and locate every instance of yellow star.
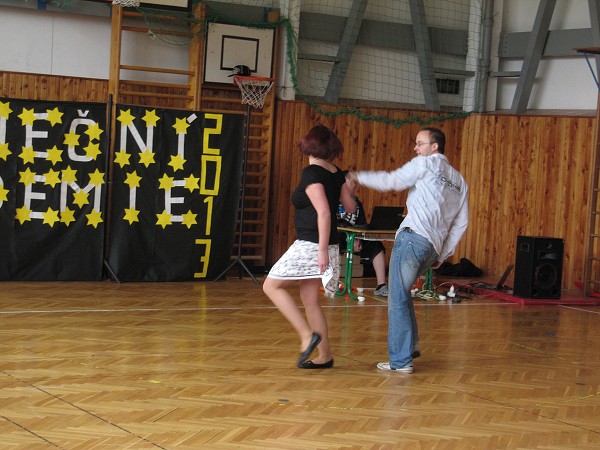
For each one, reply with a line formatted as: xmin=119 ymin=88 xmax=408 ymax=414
xmin=43 ymin=169 xmax=62 ymax=188
xmin=158 ymin=173 xmax=174 ymax=190
xmin=0 ymin=101 xmax=13 ymax=119
xmin=156 ymin=210 xmax=173 ymax=228
xmin=42 ymin=207 xmax=60 ymax=227
xmin=184 ymin=174 xmax=200 ymax=192
xmin=84 ymin=142 xmax=102 ymax=160
xmin=117 ymin=109 xmax=135 ymax=127
xmin=123 ymin=208 xmax=140 ymax=224
xmin=0 ymin=185 xmax=9 ymax=202
xmin=181 ymin=210 xmax=198 ymax=229
xmin=19 ymin=146 xmax=36 ymax=165
xmin=72 ymin=190 xmax=89 ymax=208
xmin=63 ymin=131 xmax=80 ymax=147
xmin=168 ymin=154 xmax=186 ymax=172
xmin=124 ymin=171 xmax=142 ymax=189
xmin=138 ymin=149 xmax=155 ymax=168
xmin=61 ymin=208 xmax=76 ymax=226
xmin=46 ymin=146 xmax=63 ymax=165
xmin=0 ymin=142 xmax=11 ymax=161
xmin=143 ymin=109 xmax=160 ymax=127
xmin=62 ymin=166 xmax=77 ymax=184
xmin=114 ymin=149 xmax=131 ymax=168
xmin=18 ymin=108 xmax=36 ymax=126
xmin=89 ymin=169 xmax=105 ymax=187
xmin=86 ymin=209 xmax=103 ymax=228
xmin=18 ymin=167 xmax=36 ymax=186
xmin=15 ymin=205 xmax=32 ymax=224
xmin=172 ymin=117 xmax=190 ymax=134
xmin=85 ymin=122 xmax=103 ymax=141
xmin=45 ymin=107 xmax=63 ymax=126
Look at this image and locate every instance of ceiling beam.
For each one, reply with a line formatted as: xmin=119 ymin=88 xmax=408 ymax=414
xmin=588 ymin=0 xmax=600 ymax=77
xmin=409 ymin=0 xmax=439 ymax=111
xmin=510 ymin=0 xmax=557 ymax=114
xmin=324 ymin=0 xmax=369 ymax=104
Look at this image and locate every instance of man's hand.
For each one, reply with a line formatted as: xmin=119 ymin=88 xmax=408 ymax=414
xmin=346 ymin=171 xmax=359 ymax=185
xmin=430 ymin=260 xmax=443 ymax=270
xmin=345 ymin=177 xmax=357 ymax=193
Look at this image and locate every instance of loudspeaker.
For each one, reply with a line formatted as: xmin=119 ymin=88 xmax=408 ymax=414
xmin=513 ymin=236 xmax=564 ymax=299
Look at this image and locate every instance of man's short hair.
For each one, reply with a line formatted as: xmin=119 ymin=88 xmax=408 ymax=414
xmin=422 ymin=127 xmax=446 ymax=154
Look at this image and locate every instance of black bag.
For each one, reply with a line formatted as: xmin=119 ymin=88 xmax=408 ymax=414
xmin=435 ymin=258 xmax=482 ymax=277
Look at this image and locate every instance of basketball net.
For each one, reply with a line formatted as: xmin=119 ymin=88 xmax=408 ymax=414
xmin=233 ymin=76 xmax=274 ymax=109
xmin=112 ymin=0 xmax=140 ymax=7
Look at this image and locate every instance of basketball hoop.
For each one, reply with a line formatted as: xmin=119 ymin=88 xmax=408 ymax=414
xmin=233 ymin=75 xmax=275 ymax=109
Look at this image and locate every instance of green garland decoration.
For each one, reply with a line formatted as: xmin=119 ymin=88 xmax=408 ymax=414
xmin=47 ymin=1 xmax=472 ymax=128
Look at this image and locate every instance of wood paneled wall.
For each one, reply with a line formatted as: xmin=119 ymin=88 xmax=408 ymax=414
xmin=0 ymin=72 xmax=109 ymax=103
xmin=457 ymin=114 xmax=593 ymax=290
xmin=1 ymin=72 xmax=595 ymax=288
xmin=0 ymin=71 xmax=189 ymax=107
xmin=270 ymin=101 xmax=596 ymax=290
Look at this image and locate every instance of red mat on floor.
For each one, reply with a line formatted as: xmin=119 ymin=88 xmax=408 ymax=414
xmin=456 ymin=283 xmax=600 ymax=306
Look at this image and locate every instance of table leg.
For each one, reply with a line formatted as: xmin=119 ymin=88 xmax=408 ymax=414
xmin=336 ymin=231 xmax=359 ymax=299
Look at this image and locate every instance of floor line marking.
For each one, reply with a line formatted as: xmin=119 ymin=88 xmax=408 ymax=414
xmin=0 ymin=300 xmax=511 ymax=315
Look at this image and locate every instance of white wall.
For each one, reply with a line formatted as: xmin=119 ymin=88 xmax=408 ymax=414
xmin=0 ymin=4 xmax=188 ymax=83
xmin=0 ymin=6 xmax=112 ymax=79
xmin=1 ymin=0 xmax=599 ymax=111
xmin=493 ymin=0 xmax=598 ymax=110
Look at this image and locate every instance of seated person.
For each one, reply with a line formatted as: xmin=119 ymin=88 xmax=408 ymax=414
xmin=337 ymin=195 xmax=388 ymax=297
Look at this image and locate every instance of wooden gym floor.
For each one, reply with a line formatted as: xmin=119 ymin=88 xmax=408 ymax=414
xmin=0 ymin=276 xmax=599 ymax=449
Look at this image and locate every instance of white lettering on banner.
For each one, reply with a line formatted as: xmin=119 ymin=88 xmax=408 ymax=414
xmin=119 ymin=110 xmax=154 ymax=154
xmin=0 ymin=102 xmax=102 ymax=227
xmin=60 ymin=179 xmax=103 ymax=212
xmin=23 ymin=174 xmax=48 ymax=219
xmin=23 ymin=111 xmax=49 ymax=164
xmin=68 ymin=115 xmax=98 ymax=162
xmin=176 ymin=113 xmax=197 ymax=158
xmin=0 ymin=176 xmax=6 ymax=208
xmin=164 ymin=179 xmax=185 ymax=217
xmin=20 ymin=174 xmax=104 ymax=222
xmin=0 ymin=113 xmax=7 ymax=142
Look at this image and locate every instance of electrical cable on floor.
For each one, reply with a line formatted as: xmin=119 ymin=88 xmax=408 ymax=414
xmin=413 ymin=268 xmax=463 ymax=302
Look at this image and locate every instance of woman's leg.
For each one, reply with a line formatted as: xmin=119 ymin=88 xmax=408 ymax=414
xmin=263 ymin=277 xmax=313 ymax=352
xmin=299 ymin=278 xmax=332 ymax=363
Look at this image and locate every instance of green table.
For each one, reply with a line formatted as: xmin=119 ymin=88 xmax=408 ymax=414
xmin=336 ymin=226 xmax=397 ymax=299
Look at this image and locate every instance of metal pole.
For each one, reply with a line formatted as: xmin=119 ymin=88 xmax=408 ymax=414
xmin=214 ymin=104 xmax=258 ymax=284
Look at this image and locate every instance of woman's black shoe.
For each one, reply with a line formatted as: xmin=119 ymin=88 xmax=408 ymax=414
xmin=298 ymin=359 xmax=334 ymax=369
xmin=297 ymin=332 xmax=321 ymax=366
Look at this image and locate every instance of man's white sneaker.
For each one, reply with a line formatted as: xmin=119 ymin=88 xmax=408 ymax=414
xmin=376 ymin=361 xmax=413 ymax=373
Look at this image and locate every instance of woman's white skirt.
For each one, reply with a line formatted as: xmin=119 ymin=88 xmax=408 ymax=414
xmin=268 ymin=240 xmax=340 ymax=295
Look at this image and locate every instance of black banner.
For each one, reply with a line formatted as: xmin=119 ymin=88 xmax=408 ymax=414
xmin=106 ymin=105 xmax=244 ymax=281
xmin=0 ymin=99 xmax=244 ymax=281
xmin=0 ymin=98 xmax=107 ymax=280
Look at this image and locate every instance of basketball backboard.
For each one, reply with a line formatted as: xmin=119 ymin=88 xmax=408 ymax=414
xmin=203 ymin=23 xmax=274 ymax=84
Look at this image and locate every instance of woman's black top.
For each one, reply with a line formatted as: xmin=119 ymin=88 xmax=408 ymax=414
xmin=291 ymin=164 xmax=345 ymax=245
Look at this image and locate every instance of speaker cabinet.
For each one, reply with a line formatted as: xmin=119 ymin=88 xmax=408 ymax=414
xmin=514 ymin=236 xmax=564 ymax=299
